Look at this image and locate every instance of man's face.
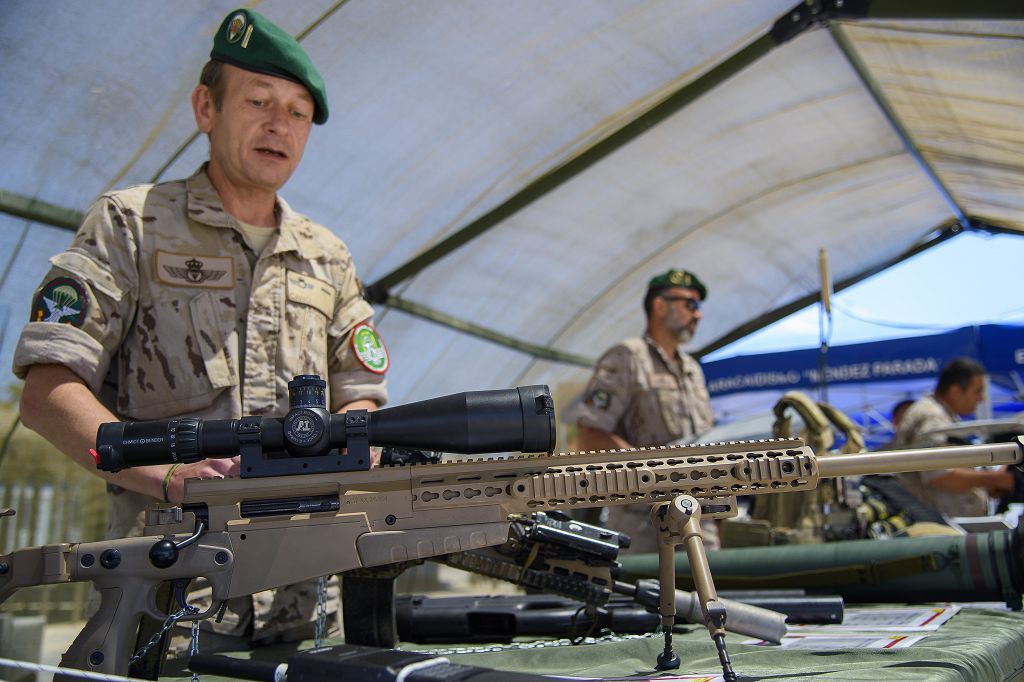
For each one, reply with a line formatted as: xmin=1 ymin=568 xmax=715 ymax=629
xmin=659 ymin=286 xmax=703 ymax=344
xmin=948 ymin=374 xmax=985 ymax=416
xmin=193 ymin=64 xmax=314 ymax=194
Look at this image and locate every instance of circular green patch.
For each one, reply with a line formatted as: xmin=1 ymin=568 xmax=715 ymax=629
xmin=30 ymin=276 xmax=88 ymax=327
xmin=351 ymin=322 xmax=389 ymax=374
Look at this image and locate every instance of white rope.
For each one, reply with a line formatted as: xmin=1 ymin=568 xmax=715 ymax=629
xmin=0 ymin=656 xmax=150 ymax=682
xmin=394 ymin=657 xmax=449 ymax=682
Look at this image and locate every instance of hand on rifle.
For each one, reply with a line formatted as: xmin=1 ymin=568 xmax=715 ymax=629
xmin=161 ymin=457 xmax=241 ymax=503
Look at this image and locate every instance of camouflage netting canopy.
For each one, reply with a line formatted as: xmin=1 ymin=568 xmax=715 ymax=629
xmin=1 ymin=1 xmax=1023 ymax=418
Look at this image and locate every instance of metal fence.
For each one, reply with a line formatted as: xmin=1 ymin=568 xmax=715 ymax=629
xmin=0 ymin=418 xmax=107 ymax=623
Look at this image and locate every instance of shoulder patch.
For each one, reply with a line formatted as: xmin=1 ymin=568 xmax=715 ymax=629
xmin=587 ymin=389 xmax=610 ymax=410
xmin=31 ymin=277 xmax=88 ymax=327
xmin=351 ymin=322 xmax=389 ymax=374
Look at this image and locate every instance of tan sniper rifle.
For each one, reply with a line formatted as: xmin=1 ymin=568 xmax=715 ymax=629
xmin=1 ymin=375 xmax=1022 ymax=681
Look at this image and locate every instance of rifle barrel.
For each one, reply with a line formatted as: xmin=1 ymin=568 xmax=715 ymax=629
xmin=817 ymin=440 xmax=1022 ymax=479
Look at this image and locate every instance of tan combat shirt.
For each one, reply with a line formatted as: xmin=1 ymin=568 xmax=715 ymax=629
xmin=893 ymin=395 xmax=988 ymax=518
xmin=14 ymin=167 xmax=387 ymax=641
xmin=14 ymin=166 xmax=385 ymax=416
xmin=577 ymin=335 xmax=715 ymax=553
xmin=577 ymin=335 xmax=713 ymax=447
xmin=14 ymin=166 xmax=388 ymax=531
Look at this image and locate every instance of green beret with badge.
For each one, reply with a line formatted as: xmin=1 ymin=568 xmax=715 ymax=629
xmin=647 ymin=269 xmax=707 ymax=301
xmin=211 ymin=8 xmax=329 ymax=124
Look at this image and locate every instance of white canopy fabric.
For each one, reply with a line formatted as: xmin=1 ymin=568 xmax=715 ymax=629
xmin=1 ymin=2 xmax=1022 ymax=439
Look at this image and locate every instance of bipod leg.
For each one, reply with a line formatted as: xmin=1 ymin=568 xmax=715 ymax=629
xmin=653 ymin=523 xmax=679 ymax=671
xmin=651 ymin=495 xmax=736 ymax=682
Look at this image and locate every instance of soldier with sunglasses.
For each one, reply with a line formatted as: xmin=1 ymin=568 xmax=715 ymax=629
xmin=576 ymin=269 xmax=716 ymax=553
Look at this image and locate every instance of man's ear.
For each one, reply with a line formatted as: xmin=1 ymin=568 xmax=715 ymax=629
xmin=650 ymin=295 xmax=666 ymax=319
xmin=192 ymin=85 xmax=214 ymax=134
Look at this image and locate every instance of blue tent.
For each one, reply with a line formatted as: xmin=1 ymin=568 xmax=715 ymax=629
xmin=700 ymin=324 xmax=1024 ymax=446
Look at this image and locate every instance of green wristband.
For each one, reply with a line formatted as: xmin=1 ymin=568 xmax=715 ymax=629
xmin=162 ymin=463 xmax=180 ymax=503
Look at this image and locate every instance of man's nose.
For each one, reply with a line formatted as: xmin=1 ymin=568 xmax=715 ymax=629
xmin=265 ymin=103 xmax=290 ymax=132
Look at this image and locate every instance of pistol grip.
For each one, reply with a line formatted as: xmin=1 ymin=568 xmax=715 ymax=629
xmin=59 ymin=582 xmax=152 ymax=678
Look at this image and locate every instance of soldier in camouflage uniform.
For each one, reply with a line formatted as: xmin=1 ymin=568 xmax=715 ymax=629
xmin=576 ymin=270 xmax=715 ymax=554
xmin=13 ymin=9 xmax=386 ymax=649
xmin=893 ymin=357 xmax=1012 ymax=518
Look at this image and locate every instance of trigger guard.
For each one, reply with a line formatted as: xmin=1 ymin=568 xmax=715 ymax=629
xmin=175 ymin=598 xmax=223 ymax=622
xmin=143 ymin=579 xmax=222 ymax=623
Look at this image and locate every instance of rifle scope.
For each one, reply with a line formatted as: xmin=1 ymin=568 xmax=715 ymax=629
xmin=94 ymin=375 xmax=555 ymax=473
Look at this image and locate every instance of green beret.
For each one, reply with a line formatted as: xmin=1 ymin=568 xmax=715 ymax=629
xmin=647 ymin=269 xmax=707 ymax=300
xmin=210 ymin=9 xmax=329 ymax=124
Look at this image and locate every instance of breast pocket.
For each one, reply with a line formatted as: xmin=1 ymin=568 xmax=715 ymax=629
xmin=654 ymin=387 xmax=685 ymax=439
xmin=283 ymin=270 xmax=335 ymax=379
xmin=283 ymin=299 xmax=330 ymax=379
xmin=116 ymin=290 xmax=239 ymax=420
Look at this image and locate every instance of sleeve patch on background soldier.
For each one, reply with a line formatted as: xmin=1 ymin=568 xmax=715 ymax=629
xmin=351 ymin=322 xmax=389 ymax=374
xmin=30 ymin=277 xmax=88 ymax=326
xmin=155 ymin=250 xmax=234 ymax=289
xmin=586 ymin=389 xmax=610 ymax=409
xmin=286 ymin=270 xmax=335 ymax=317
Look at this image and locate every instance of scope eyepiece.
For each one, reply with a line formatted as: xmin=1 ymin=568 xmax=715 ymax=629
xmin=95 ymin=418 xmax=205 ymax=472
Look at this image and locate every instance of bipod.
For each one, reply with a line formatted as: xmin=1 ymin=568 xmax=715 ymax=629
xmin=651 ymin=495 xmax=736 ymax=682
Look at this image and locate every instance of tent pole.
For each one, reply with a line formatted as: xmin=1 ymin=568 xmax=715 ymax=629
xmin=383 ymin=295 xmax=594 ymax=368
xmin=695 ymin=222 xmax=965 ymax=359
xmin=362 ymin=33 xmax=780 ymax=304
xmin=827 ymin=23 xmax=969 ymax=228
xmin=865 ymin=0 xmax=1024 ymax=20
xmin=0 ymin=190 xmax=81 ymax=232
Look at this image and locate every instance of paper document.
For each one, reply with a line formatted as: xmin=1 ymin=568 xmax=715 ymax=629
xmin=745 ymin=634 xmax=925 ymax=650
xmin=788 ymin=604 xmax=960 ymax=632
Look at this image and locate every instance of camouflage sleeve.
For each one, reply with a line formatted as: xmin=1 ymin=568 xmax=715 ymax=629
xmin=911 ymin=409 xmax=958 ymax=484
xmin=12 ymin=196 xmax=138 ymax=392
xmin=687 ymin=357 xmax=715 ymax=432
xmin=891 ymin=400 xmax=954 ymax=483
xmin=576 ymin=345 xmax=636 ymax=434
xmin=326 ymin=251 xmax=387 ymax=410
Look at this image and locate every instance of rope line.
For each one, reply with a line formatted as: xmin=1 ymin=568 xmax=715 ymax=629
xmin=0 ymin=657 xmax=151 ymax=682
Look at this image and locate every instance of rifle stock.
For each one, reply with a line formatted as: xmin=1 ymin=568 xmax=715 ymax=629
xmin=2 ymin=436 xmax=1022 ymax=676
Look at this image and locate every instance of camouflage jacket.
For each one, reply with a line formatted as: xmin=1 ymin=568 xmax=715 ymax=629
xmin=13 ymin=166 xmax=386 ymax=640
xmin=894 ymin=395 xmax=988 ymax=518
xmin=14 ymin=166 xmax=387 ymax=421
xmin=577 ymin=335 xmax=713 ymax=447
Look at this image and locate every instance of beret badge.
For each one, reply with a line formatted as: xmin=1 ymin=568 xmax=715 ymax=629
xmin=226 ymin=13 xmax=247 ymax=44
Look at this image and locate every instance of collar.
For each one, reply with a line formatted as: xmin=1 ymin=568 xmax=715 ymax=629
xmin=643 ymin=332 xmax=682 ymax=370
xmin=929 ymin=393 xmax=961 ymax=422
xmin=185 ymin=165 xmax=328 ymax=260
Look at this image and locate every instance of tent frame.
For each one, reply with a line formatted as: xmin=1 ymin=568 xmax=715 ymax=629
xmin=2 ymin=0 xmax=1021 ymax=366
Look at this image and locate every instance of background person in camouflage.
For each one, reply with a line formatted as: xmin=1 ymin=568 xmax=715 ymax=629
xmin=13 ymin=9 xmax=385 ymax=649
xmin=576 ymin=269 xmax=716 ymax=553
xmin=894 ymin=357 xmax=1012 ymax=518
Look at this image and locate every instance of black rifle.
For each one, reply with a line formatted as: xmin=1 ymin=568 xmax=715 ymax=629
xmin=395 ymin=593 xmax=659 ymax=643
xmin=190 ymin=643 xmax=549 ymax=681
xmin=342 ymin=510 xmax=788 ymax=647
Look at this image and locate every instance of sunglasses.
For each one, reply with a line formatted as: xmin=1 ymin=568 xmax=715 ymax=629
xmin=660 ymin=295 xmax=701 ymax=312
